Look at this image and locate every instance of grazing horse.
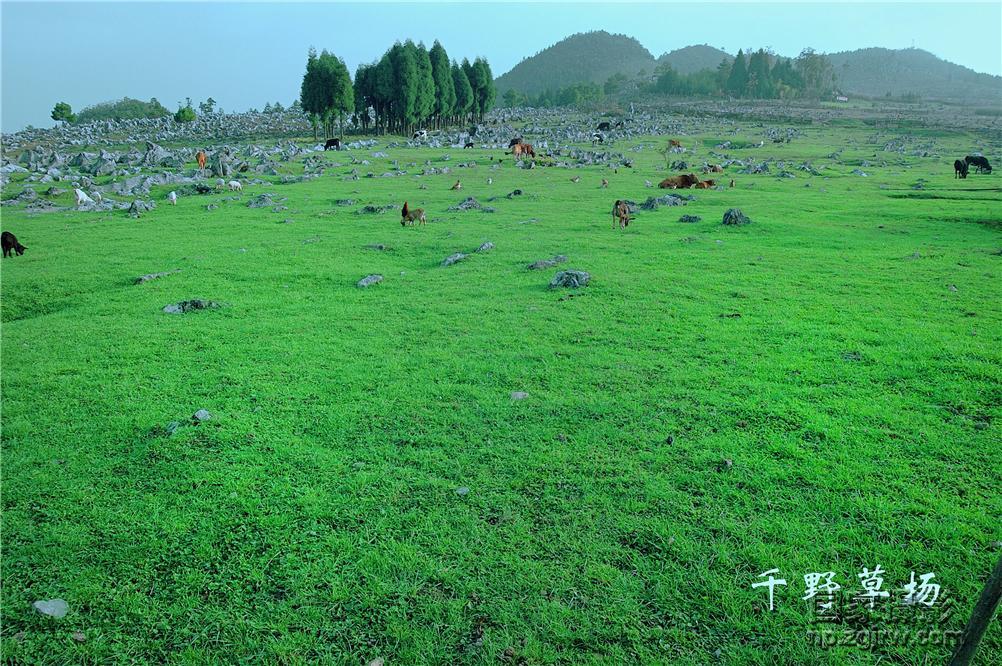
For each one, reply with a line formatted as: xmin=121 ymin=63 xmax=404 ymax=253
xmin=196 ymin=150 xmax=207 ymax=175
xmin=2 ymin=231 xmax=26 ymax=257
xmin=401 ymin=201 xmax=426 ymax=226
xmin=612 ymin=200 xmax=630 ymax=229
xmin=965 ymin=155 xmax=992 ymax=174
xmin=954 ymin=159 xmax=969 ymax=179
xmin=512 ymin=143 xmax=535 ymax=159
xmin=324 ymin=138 xmax=340 ymax=151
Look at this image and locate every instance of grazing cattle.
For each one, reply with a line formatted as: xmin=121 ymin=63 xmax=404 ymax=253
xmin=2 ymin=231 xmax=26 ymax=257
xmin=954 ymin=159 xmax=969 ymax=179
xmin=228 ymin=180 xmax=242 ymax=191
xmin=464 ymin=141 xmax=474 ymax=149
xmin=512 ymin=143 xmax=535 ymax=159
xmin=400 ymin=201 xmax=426 ymax=226
xmin=508 ymin=137 xmax=523 ymax=148
xmin=571 ymin=176 xmax=581 ymax=183
xmin=703 ymin=164 xmax=723 ymax=174
xmin=413 ymin=129 xmax=428 ymax=141
xmin=614 ymin=121 xmax=624 ymax=129
xmin=596 ymin=121 xmax=611 ymax=131
xmin=729 ymin=179 xmax=735 ymax=188
xmin=601 ymin=178 xmax=609 ymax=188
xmin=451 ymin=180 xmax=462 ymax=191
xmin=669 ymin=139 xmax=682 ymax=148
xmin=591 ymin=132 xmax=605 ymax=145
xmin=657 ymin=173 xmax=700 ymax=189
xmin=196 ymin=150 xmax=207 ymax=174
xmin=612 ymin=200 xmax=630 ymax=229
xmin=168 ymin=191 xmax=178 ymax=205
xmin=324 ymin=138 xmax=341 ymax=151
xmin=74 ymin=188 xmax=94 ymax=207
xmin=487 ymin=177 xmax=493 ymax=185
xmin=965 ymin=155 xmax=992 ymax=174
xmin=695 ymin=179 xmax=716 ymax=189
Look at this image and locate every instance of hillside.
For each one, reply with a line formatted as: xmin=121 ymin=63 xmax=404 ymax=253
xmin=828 ymin=47 xmax=1002 ymax=103
xmin=658 ymin=45 xmax=732 ymax=74
xmin=494 ymin=31 xmax=656 ymax=96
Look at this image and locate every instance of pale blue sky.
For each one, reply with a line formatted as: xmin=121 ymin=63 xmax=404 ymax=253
xmin=2 ymin=1 xmax=1000 ymax=132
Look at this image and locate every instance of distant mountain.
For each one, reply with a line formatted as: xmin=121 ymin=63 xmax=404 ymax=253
xmin=827 ymin=47 xmax=1001 ymax=103
xmin=494 ymin=31 xmax=657 ymax=96
xmin=658 ymin=45 xmax=731 ymax=74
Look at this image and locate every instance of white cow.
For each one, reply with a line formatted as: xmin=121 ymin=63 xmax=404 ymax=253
xmin=168 ymin=191 xmax=177 ymax=206
xmin=228 ymin=180 xmax=242 ymax=191
xmin=74 ymin=188 xmax=94 ymax=207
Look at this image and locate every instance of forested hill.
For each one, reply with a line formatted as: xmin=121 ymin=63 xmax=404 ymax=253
xmin=657 ymin=45 xmax=732 ymax=75
xmin=494 ymin=31 xmax=657 ymax=97
xmin=827 ymin=47 xmax=1001 ymax=103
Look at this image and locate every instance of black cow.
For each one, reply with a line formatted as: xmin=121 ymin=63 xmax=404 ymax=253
xmin=954 ymin=159 xmax=969 ymax=179
xmin=2 ymin=231 xmax=26 ymax=257
xmin=464 ymin=141 xmax=474 ymax=149
xmin=324 ymin=138 xmax=340 ymax=151
xmin=965 ymin=155 xmax=992 ymax=174
xmin=596 ymin=121 xmax=611 ymax=132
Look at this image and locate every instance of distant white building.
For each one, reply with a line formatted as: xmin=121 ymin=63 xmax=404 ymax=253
xmin=835 ymin=94 xmax=849 ymax=103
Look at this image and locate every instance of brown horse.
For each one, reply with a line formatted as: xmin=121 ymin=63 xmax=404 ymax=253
xmin=401 ymin=201 xmax=426 ymax=226
xmin=196 ymin=150 xmax=207 ymax=175
xmin=512 ymin=143 xmax=535 ymax=159
xmin=612 ymin=200 xmax=630 ymax=229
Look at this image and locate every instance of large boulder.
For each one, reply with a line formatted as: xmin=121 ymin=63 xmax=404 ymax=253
xmin=722 ymin=208 xmax=752 ymax=226
xmin=549 ymin=270 xmax=590 ymax=288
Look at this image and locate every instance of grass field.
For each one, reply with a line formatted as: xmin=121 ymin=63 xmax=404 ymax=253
xmin=2 ymin=119 xmax=1001 ymax=664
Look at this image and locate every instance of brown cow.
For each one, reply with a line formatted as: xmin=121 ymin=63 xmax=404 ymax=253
xmin=451 ymin=180 xmax=462 ymax=191
xmin=658 ymin=173 xmax=700 ymax=189
xmin=401 ymin=201 xmax=426 ymax=226
xmin=669 ymin=139 xmax=682 ymax=148
xmin=196 ymin=150 xmax=207 ymax=175
xmin=695 ymin=179 xmax=716 ymax=189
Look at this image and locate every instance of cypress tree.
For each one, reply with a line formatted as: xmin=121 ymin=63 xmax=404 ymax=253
xmin=727 ymin=49 xmax=748 ymax=97
xmin=429 ymin=41 xmax=456 ymax=128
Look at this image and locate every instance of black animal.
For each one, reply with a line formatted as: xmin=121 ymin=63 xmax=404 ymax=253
xmin=591 ymin=132 xmax=605 ymax=145
xmin=508 ymin=137 xmax=523 ymax=148
xmin=596 ymin=121 xmax=611 ymax=132
xmin=464 ymin=141 xmax=474 ymax=149
xmin=965 ymin=155 xmax=992 ymax=174
xmin=614 ymin=121 xmax=624 ymax=129
xmin=954 ymin=159 xmax=969 ymax=179
xmin=2 ymin=231 xmax=26 ymax=257
xmin=324 ymin=138 xmax=340 ymax=151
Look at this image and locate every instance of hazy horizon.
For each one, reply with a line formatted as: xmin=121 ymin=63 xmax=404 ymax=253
xmin=2 ymin=1 xmax=1000 ymax=133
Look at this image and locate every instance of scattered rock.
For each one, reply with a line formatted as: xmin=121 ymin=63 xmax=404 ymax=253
xmin=134 ymin=269 xmax=180 ymax=284
xmin=717 ymin=459 xmax=733 ymax=472
xmin=722 ymin=208 xmax=752 ymax=226
xmin=476 ymin=242 xmax=494 ymax=253
xmin=528 ymin=255 xmax=567 ymax=270
xmin=549 ymin=270 xmax=590 ymax=289
xmin=192 ymin=409 xmax=212 ymax=422
xmin=678 ymin=214 xmax=702 ymax=223
xmin=511 ymin=392 xmax=529 ymax=400
xmin=455 ymin=486 xmax=470 ymax=496
xmin=640 ymin=194 xmax=689 ymax=210
xmin=128 ymin=199 xmax=156 ymax=218
xmin=162 ymin=299 xmax=222 ymax=314
xmin=32 ymin=599 xmax=69 ymax=619
xmin=365 ymin=243 xmax=389 ymax=251
xmin=441 ymin=252 xmax=467 ymax=267
xmin=357 ymin=274 xmax=383 ymax=288
xmin=71 ymin=631 xmax=86 ymax=642
xmin=448 ymin=196 xmax=493 ymax=213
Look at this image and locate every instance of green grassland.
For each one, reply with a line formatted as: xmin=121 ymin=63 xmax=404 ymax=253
xmin=2 ymin=120 xmax=1000 ymax=664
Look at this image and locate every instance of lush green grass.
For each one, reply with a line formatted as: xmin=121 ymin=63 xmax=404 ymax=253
xmin=2 ymin=120 xmax=1001 ymax=664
